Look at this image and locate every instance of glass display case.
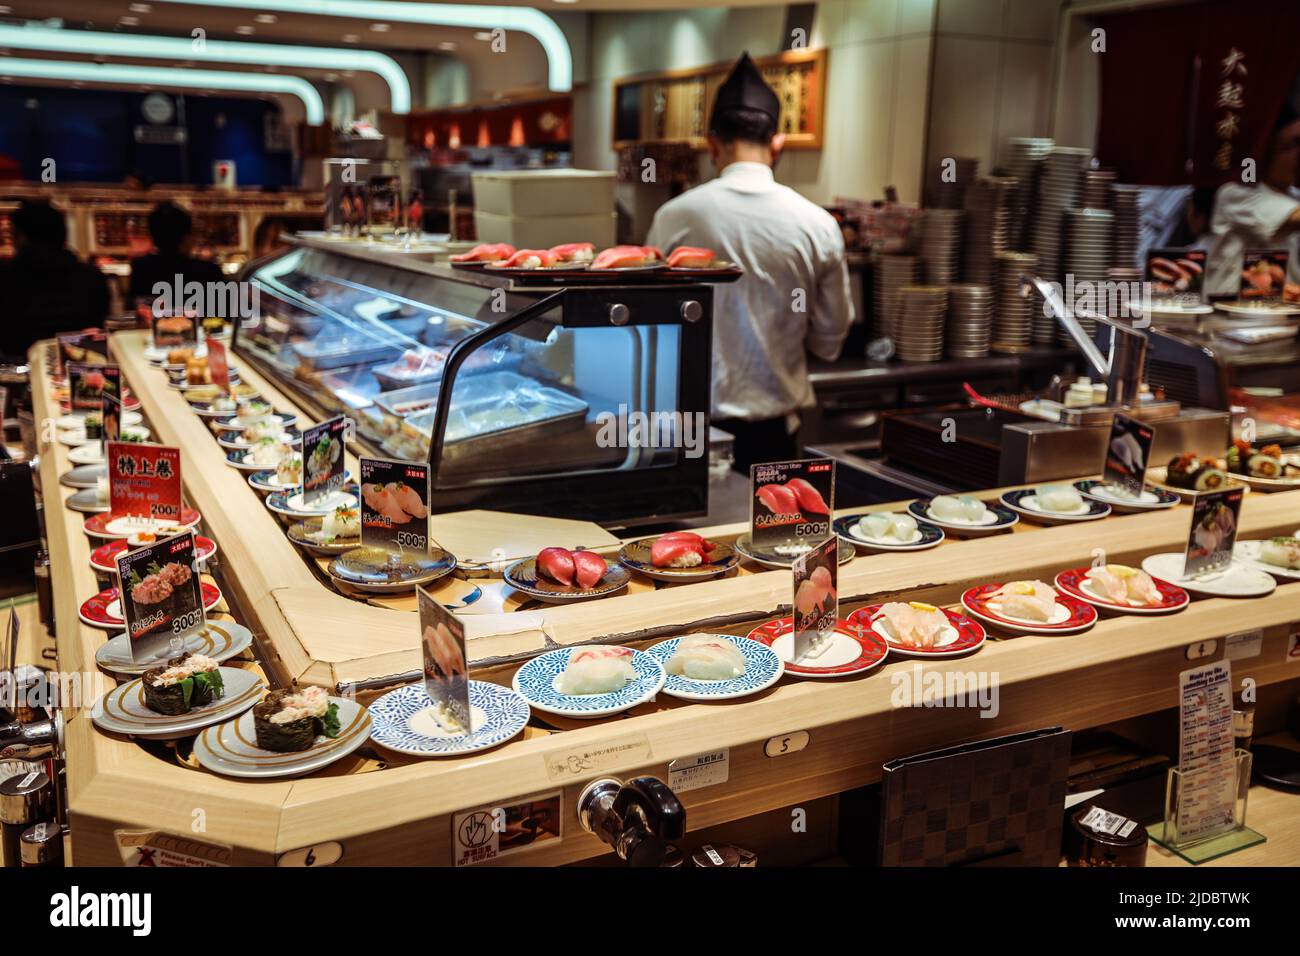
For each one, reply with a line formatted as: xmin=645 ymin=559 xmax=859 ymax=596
xmin=237 ymin=236 xmax=716 ymax=526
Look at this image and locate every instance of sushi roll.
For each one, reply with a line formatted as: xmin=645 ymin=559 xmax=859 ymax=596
xmin=555 ymin=646 xmax=636 ymax=695
xmin=665 ymin=635 xmax=747 ymax=680
xmin=1259 ymin=537 xmax=1300 ymax=570
xmin=142 ymin=654 xmax=224 ymax=716
xmin=252 ymin=686 xmax=340 ymax=753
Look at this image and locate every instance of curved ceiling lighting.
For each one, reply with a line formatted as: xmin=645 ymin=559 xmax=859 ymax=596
xmin=0 ymin=56 xmax=326 ymax=122
xmin=0 ymin=23 xmax=410 ymax=112
xmin=157 ymin=0 xmax=574 ymax=92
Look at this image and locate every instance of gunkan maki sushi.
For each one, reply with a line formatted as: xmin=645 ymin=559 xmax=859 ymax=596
xmin=252 ymin=685 xmax=340 ymax=752
xmin=142 ymin=654 xmax=224 ymax=716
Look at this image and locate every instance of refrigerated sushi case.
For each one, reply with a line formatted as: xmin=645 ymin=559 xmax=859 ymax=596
xmin=236 ymin=235 xmax=714 ymax=526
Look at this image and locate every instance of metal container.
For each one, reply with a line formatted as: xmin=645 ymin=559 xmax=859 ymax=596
xmin=0 ymin=768 xmax=52 ymax=867
xmin=19 ymin=820 xmax=61 ymax=867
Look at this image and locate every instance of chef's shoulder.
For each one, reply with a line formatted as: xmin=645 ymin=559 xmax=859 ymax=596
xmin=770 ymin=181 xmax=844 ymax=249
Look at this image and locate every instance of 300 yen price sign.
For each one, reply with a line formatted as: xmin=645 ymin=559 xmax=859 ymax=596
xmin=115 ymin=530 xmax=205 ymax=664
xmin=108 ymin=442 xmax=182 ymax=521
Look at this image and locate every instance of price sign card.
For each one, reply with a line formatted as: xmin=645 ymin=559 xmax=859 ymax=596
xmin=418 ymin=585 xmax=470 ymax=734
xmin=1146 ymin=249 xmax=1206 ymax=300
xmin=359 ymin=456 xmax=430 ymax=552
xmin=206 ymin=338 xmax=231 ymax=395
xmin=1176 ymin=660 xmax=1238 ymax=843
xmin=57 ymin=330 xmax=108 ymax=375
xmin=116 ymin=530 xmax=205 ymax=663
xmin=1241 ymin=249 xmax=1288 ymax=301
xmin=751 ymin=458 xmax=834 ymax=548
xmin=152 ymin=313 xmax=198 ymax=350
xmin=108 ymin=442 xmax=182 ymax=521
xmin=1183 ymin=486 xmax=1243 ymax=578
xmin=99 ymin=365 xmax=123 ymax=448
xmin=791 ymin=535 xmax=839 ymax=663
xmin=302 ymin=415 xmax=347 ymax=506
xmin=1102 ymin=412 xmax=1154 ymax=496
xmin=67 ymin=362 xmax=111 ymax=412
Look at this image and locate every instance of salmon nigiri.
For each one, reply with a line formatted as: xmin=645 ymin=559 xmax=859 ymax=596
xmin=548 ymin=242 xmax=595 ymax=263
xmin=450 ymin=242 xmax=515 ymax=262
xmin=667 ymin=246 xmax=716 ymax=268
xmin=591 ymin=245 xmax=662 ymax=270
xmin=497 ymin=248 xmax=558 ymax=269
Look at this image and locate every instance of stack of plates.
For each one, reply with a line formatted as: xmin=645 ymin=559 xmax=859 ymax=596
xmin=874 ymin=255 xmax=921 ymax=339
xmin=962 ymin=176 xmax=1017 ymax=284
xmin=1030 ymin=146 xmax=1091 ymax=281
xmin=1029 ymin=273 xmax=1056 ymax=345
xmin=946 ymin=284 xmax=994 ymax=358
xmin=1062 ymin=207 xmax=1115 ymax=342
xmin=1110 ymin=185 xmax=1141 ymax=271
xmin=1003 ymin=137 xmax=1054 ymax=249
xmin=925 ymin=156 xmax=979 ymax=209
xmin=894 ymin=286 xmax=948 ymax=362
xmin=1079 ymin=166 xmax=1117 ymax=209
xmin=994 ymin=251 xmax=1037 ymax=352
xmin=919 ymin=209 xmax=964 ymax=284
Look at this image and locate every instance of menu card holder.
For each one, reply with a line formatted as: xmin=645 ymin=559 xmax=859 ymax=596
xmin=1150 ymin=750 xmax=1264 ymax=863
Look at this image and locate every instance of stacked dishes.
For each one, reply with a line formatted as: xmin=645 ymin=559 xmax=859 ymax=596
xmin=894 ymin=286 xmax=948 ymax=362
xmin=1028 ymin=272 xmax=1056 ymax=345
xmin=1079 ymin=166 xmax=1117 ymax=210
xmin=1030 ymin=147 xmax=1091 ymax=282
xmin=946 ymin=284 xmax=995 ymax=358
xmin=994 ymin=251 xmax=1037 ymax=352
xmin=1062 ymin=207 xmax=1115 ymax=342
xmin=918 ymin=209 xmax=964 ymax=284
xmin=962 ymin=175 xmax=1016 ymax=284
xmin=1110 ymin=185 xmax=1141 ymax=271
xmin=874 ymin=254 xmax=921 ymax=339
xmin=1004 ymin=137 xmax=1054 ymax=249
xmin=925 ymin=156 xmax=979 ymax=209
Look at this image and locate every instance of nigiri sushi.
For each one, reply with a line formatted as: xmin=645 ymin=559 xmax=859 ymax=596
xmin=1085 ymin=564 xmax=1162 ymax=606
xmin=756 ymin=483 xmax=799 ymax=515
xmin=1035 ymin=484 xmax=1084 ymax=513
xmin=991 ymin=580 xmax=1058 ymax=622
xmin=930 ymin=495 xmax=989 ymax=523
xmin=536 ymin=547 xmax=575 ymax=586
xmin=665 ymin=634 xmax=747 ymax=680
xmin=650 ymin=531 xmax=716 ymax=568
xmin=667 ymin=246 xmax=716 ymax=268
xmin=874 ymin=601 xmax=949 ymax=648
xmin=548 ymin=242 xmax=595 ymax=263
xmin=450 ymin=242 xmax=515 ymax=263
xmin=555 ymin=646 xmax=636 ymax=695
xmin=364 ymin=484 xmax=411 ymax=525
xmin=855 ymin=512 xmax=918 ymax=542
xmin=571 ymin=550 xmax=607 ymax=589
xmin=497 ymin=248 xmax=558 ymax=269
xmin=785 ymin=478 xmax=829 ymax=515
xmin=591 ymin=245 xmax=663 ymax=270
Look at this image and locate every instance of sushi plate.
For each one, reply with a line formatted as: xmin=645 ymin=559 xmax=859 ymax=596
xmin=226 ymin=448 xmax=290 ymax=471
xmin=68 ymin=444 xmax=106 ymax=465
xmin=327 ymin=545 xmax=457 ymax=594
xmin=95 ymin=619 xmax=252 ymax=675
xmin=1233 ymin=540 xmax=1300 ymax=581
xmin=960 ymin=584 xmax=1098 ymax=635
xmin=644 ymin=635 xmax=784 ymax=701
xmin=1073 ymin=480 xmax=1180 ymax=512
xmin=833 ymin=514 xmax=945 ymax=552
xmin=144 ymin=344 xmax=207 ymax=363
xmin=90 ymin=536 xmax=217 ymax=575
xmin=617 ymin=537 xmax=740 ymax=582
xmin=1053 ymin=567 xmax=1190 ymax=615
xmin=78 ymin=582 xmax=223 ymax=630
xmin=249 ymin=468 xmax=352 ymax=495
xmin=369 ymin=681 xmax=530 ymax=756
xmin=846 ymin=604 xmax=987 ymax=658
xmin=56 ymin=411 xmax=142 ymax=430
xmin=194 ymin=697 xmax=371 ymax=779
xmin=1000 ymin=488 xmax=1111 ymax=524
xmin=1145 ymin=467 xmax=1250 ymax=502
xmin=217 ymin=428 xmax=299 ymax=451
xmin=190 ymin=399 xmax=254 ymax=418
xmin=1231 ymin=461 xmax=1300 ymax=492
xmin=82 ymin=508 xmax=202 ymax=540
xmin=732 ymin=535 xmax=856 ymax=569
xmin=286 ymin=518 xmax=361 ymax=556
xmin=214 ymin=412 xmax=297 ymax=432
xmin=906 ymin=499 xmax=1018 ymax=537
xmin=512 ymin=647 xmax=665 ymax=719
xmin=265 ymin=487 xmax=358 ymax=520
xmin=746 ymin=617 xmax=889 ymax=678
xmin=91 ymin=667 xmax=262 ymax=740
xmin=1141 ymin=553 xmax=1277 ymax=598
xmin=503 ymin=557 xmax=631 ymax=603
xmin=1215 ymin=301 xmax=1300 ymax=318
xmin=59 ymin=463 xmax=107 ymax=489
xmin=65 ymin=487 xmax=110 ymax=514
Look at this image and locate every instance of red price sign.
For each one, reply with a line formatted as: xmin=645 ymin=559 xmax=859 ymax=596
xmin=207 ymin=338 xmax=231 ymax=395
xmin=108 ymin=443 xmax=183 ymax=521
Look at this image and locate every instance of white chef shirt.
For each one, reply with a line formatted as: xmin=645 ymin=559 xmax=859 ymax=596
xmin=646 ymin=161 xmax=854 ymax=422
xmin=1205 ymin=182 xmax=1300 ymax=297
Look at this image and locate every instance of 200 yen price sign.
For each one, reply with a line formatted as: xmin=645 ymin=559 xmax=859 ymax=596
xmin=108 ymin=442 xmax=182 ymax=521
xmin=115 ymin=530 xmax=205 ymax=663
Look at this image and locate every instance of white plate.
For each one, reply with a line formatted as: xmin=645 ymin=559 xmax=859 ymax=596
xmin=95 ymin=620 xmax=253 ymax=675
xmin=215 ymin=413 xmax=297 ymax=432
xmin=1073 ymin=480 xmax=1180 ymax=512
xmin=57 ymin=411 xmax=142 ymax=430
xmin=194 ymin=697 xmax=371 ymax=779
xmin=369 ymin=681 xmax=530 ymax=756
xmin=512 ymin=647 xmax=665 ymax=719
xmin=68 ymin=444 xmax=106 ymax=465
xmin=60 ymin=425 xmax=150 ymax=448
xmin=833 ymin=515 xmax=945 ymax=552
xmin=266 ymin=488 xmax=358 ymax=518
xmin=1232 ymin=540 xmax=1300 ymax=581
xmin=1001 ymin=489 xmax=1111 ymax=524
xmin=644 ymin=635 xmax=784 ymax=701
xmin=91 ymin=667 xmax=262 ymax=739
xmin=1215 ymin=301 xmax=1300 ymax=318
xmin=217 ymin=429 xmax=295 ymax=450
xmin=145 ymin=344 xmax=207 ymax=363
xmin=1140 ymin=552 xmax=1277 ymax=598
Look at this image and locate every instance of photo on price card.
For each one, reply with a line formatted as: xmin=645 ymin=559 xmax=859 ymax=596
xmin=1146 ymin=248 xmax=1205 ymax=299
xmin=303 ymin=415 xmax=347 ymax=502
xmin=792 ymin=535 xmax=838 ymax=662
xmin=68 ymin=362 xmax=107 ymax=412
xmin=1184 ymin=487 xmax=1243 ymax=576
xmin=1240 ymin=249 xmax=1288 ymax=301
xmin=751 ymin=458 xmax=835 ymax=548
xmin=1102 ymin=413 xmax=1153 ymax=492
xmin=116 ymin=532 xmax=205 ymax=662
xmin=359 ymin=457 xmax=431 ymax=551
xmin=418 ymin=586 xmax=469 ymax=732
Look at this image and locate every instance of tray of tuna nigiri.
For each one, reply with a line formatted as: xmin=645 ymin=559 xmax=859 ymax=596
xmin=449 ymin=243 xmax=741 ymax=284
xmin=504 ymin=546 xmax=630 ymax=603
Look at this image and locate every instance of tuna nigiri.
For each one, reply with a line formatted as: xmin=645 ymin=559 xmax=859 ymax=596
xmin=548 ymin=242 xmax=595 ymax=263
xmin=650 ymin=531 xmax=716 ymax=568
xmin=591 ymin=245 xmax=663 ymax=270
xmin=667 ymin=246 xmax=716 ymax=268
xmin=571 ymin=550 xmax=607 ymax=589
xmin=536 ymin=547 xmax=575 ymax=586
xmin=450 ymin=242 xmax=515 ymax=262
xmin=497 ymin=248 xmax=558 ymax=269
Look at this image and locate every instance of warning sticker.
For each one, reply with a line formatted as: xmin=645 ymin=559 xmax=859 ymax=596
xmin=452 ymin=791 xmax=563 ymax=867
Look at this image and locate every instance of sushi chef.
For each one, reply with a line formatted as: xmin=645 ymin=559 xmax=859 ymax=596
xmin=646 ymin=53 xmax=853 ymax=471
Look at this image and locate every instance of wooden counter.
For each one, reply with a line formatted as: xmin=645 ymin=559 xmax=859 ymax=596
xmin=33 ymin=333 xmax=1300 ymax=866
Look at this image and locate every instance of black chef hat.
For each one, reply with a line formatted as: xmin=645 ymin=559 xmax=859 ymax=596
xmin=709 ymin=52 xmax=780 ymax=142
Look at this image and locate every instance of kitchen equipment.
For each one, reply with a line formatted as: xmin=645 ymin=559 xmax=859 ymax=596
xmin=577 ymin=775 xmax=686 ymax=867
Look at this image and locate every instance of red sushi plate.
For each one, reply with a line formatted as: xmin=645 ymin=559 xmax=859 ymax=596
xmin=846 ymin=604 xmax=986 ymax=657
xmin=90 ymin=536 xmax=217 ymax=574
xmin=960 ymin=583 xmax=1097 ymax=635
xmin=78 ymin=582 xmax=222 ymax=629
xmin=1053 ymin=567 xmax=1190 ymax=615
xmin=82 ymin=508 xmax=202 ymax=540
xmin=746 ymin=617 xmax=888 ymax=677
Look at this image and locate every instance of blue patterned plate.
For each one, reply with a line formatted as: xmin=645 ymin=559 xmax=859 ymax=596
xmin=368 ymin=681 xmax=530 ymax=756
xmin=645 ymin=634 xmax=783 ymax=701
xmin=512 ymin=646 xmax=665 ymax=719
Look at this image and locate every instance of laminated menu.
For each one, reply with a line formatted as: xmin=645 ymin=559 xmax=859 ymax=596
xmin=750 ymin=458 xmax=835 ymax=548
xmin=359 ymin=456 xmax=430 ymax=552
xmin=1176 ymin=661 xmax=1238 ymax=843
xmin=100 ymin=366 xmax=123 ymax=450
xmin=68 ymin=362 xmax=115 ymax=413
xmin=301 ymin=415 xmax=347 ymax=506
xmin=418 ymin=585 xmax=469 ymax=734
xmin=206 ymin=338 xmax=231 ymax=395
xmin=116 ymin=531 xmax=205 ymax=662
xmin=108 ymin=442 xmax=182 ymax=522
